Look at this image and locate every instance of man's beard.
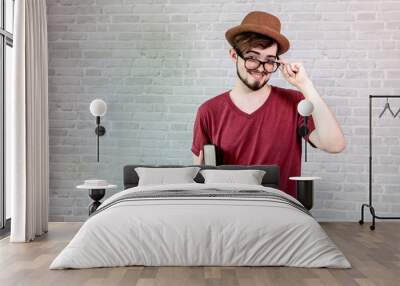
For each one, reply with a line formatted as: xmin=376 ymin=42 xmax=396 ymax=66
xmin=236 ymin=63 xmax=269 ymax=91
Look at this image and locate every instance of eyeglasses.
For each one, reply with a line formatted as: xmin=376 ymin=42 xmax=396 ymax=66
xmin=235 ymin=48 xmax=280 ymax=73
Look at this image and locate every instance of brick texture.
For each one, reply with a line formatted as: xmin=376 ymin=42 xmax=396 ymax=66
xmin=47 ymin=0 xmax=400 ymax=222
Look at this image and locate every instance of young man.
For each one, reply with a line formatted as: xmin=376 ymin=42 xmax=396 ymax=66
xmin=191 ymin=11 xmax=346 ymax=197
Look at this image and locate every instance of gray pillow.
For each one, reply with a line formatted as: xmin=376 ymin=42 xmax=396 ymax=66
xmin=200 ymin=169 xmax=266 ymax=185
xmin=135 ymin=167 xmax=201 ymax=186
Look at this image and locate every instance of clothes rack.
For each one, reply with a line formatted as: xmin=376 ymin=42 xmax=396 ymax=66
xmin=359 ymin=95 xmax=400 ymax=230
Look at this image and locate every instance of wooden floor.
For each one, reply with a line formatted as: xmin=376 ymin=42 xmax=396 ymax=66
xmin=0 ymin=222 xmax=399 ymax=286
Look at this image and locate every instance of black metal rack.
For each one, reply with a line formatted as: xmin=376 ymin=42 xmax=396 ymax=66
xmin=359 ymin=95 xmax=400 ymax=230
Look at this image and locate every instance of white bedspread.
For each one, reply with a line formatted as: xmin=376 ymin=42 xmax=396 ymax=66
xmin=50 ymin=183 xmax=351 ymax=269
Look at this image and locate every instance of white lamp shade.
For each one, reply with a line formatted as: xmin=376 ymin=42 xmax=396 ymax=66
xmin=90 ymin=99 xmax=107 ymax=117
xmin=297 ymin=100 xmax=314 ymax=116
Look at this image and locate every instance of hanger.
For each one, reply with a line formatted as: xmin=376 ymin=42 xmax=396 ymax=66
xmin=394 ymin=106 xmax=400 ymax=118
xmin=379 ymin=97 xmax=395 ymax=118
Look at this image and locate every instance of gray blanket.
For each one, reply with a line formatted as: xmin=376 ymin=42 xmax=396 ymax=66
xmin=92 ymin=188 xmax=311 ymax=217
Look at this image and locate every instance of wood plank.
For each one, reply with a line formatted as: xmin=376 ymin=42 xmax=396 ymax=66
xmin=0 ymin=222 xmax=399 ymax=286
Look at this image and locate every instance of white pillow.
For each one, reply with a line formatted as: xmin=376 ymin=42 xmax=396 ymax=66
xmin=200 ymin=169 xmax=266 ymax=185
xmin=135 ymin=167 xmax=201 ymax=186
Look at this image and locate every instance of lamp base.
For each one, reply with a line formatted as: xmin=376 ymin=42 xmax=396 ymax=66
xmin=88 ymin=189 xmax=106 ymax=215
xmin=298 ymin=125 xmax=309 ymax=137
xmin=95 ymin=126 xmax=106 ymax=136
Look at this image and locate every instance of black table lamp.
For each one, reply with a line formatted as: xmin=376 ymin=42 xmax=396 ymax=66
xmin=297 ymin=99 xmax=314 ymax=162
xmin=90 ymin=99 xmax=107 ymax=162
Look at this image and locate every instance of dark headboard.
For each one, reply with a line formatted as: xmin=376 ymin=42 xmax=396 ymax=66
xmin=123 ymin=165 xmax=280 ymax=190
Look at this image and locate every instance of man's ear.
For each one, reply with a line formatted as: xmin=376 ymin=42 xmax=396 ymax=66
xmin=229 ymin=48 xmax=238 ymax=62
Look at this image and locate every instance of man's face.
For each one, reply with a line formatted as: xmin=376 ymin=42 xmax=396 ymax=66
xmin=233 ymin=43 xmax=279 ymax=91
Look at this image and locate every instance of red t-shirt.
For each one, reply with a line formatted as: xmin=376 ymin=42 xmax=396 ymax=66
xmin=191 ymin=85 xmax=316 ymax=198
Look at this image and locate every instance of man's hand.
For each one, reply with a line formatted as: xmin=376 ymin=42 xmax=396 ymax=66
xmin=192 ymin=149 xmax=204 ymax=165
xmin=278 ymin=58 xmax=311 ymax=90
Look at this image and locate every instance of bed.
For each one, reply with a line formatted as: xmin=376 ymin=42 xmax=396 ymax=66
xmin=50 ymin=165 xmax=351 ymax=269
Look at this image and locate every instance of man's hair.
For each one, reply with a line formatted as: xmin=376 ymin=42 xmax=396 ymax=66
xmin=232 ymin=32 xmax=278 ymax=55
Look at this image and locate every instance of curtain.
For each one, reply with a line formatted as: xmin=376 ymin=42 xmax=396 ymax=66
xmin=9 ymin=0 xmax=49 ymax=242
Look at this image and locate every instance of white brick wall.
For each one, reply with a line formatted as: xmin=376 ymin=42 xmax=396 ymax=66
xmin=47 ymin=0 xmax=400 ymax=222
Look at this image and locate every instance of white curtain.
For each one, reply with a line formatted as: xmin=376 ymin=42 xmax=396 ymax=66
xmin=9 ymin=0 xmax=49 ymax=242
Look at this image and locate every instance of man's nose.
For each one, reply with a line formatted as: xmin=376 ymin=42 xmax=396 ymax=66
xmin=256 ymin=64 xmax=266 ymax=73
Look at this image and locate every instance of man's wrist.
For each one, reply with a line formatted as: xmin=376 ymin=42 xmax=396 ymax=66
xmin=298 ymin=80 xmax=318 ymax=99
xmin=298 ymin=79 xmax=313 ymax=91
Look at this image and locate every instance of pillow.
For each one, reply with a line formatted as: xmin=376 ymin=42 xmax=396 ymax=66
xmin=135 ymin=167 xmax=201 ymax=186
xmin=200 ymin=169 xmax=266 ymax=185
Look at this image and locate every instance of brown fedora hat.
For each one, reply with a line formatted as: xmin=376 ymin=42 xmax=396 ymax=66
xmin=225 ymin=11 xmax=290 ymax=55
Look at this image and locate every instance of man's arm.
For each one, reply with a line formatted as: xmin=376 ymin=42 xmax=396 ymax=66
xmin=192 ymin=104 xmax=211 ymax=163
xmin=278 ymin=59 xmax=346 ymax=153
xmin=299 ymin=82 xmax=346 ymax=153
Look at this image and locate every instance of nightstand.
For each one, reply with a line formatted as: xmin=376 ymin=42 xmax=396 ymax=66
xmin=76 ymin=180 xmax=117 ymax=215
xmin=289 ymin=176 xmax=321 ymax=210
